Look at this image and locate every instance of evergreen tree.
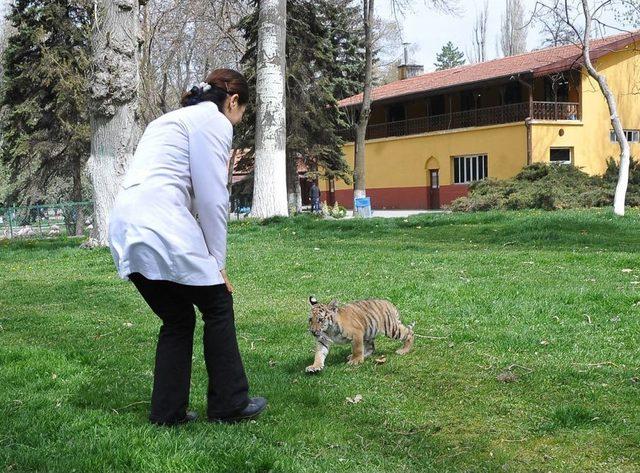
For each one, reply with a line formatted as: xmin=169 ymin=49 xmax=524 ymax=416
xmin=434 ymin=41 xmax=465 ymax=70
xmin=0 ymin=0 xmax=91 ymax=208
xmin=236 ymin=0 xmax=362 ymax=209
xmin=322 ymin=0 xmax=365 ymax=101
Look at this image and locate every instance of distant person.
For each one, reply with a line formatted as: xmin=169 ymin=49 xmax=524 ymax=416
xmin=108 ymin=69 xmax=266 ymax=426
xmin=310 ymin=181 xmax=321 ymax=212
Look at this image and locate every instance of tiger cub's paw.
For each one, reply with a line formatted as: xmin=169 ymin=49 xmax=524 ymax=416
xmin=305 ymin=365 xmax=323 ymax=374
xmin=346 ymin=355 xmax=365 ymax=366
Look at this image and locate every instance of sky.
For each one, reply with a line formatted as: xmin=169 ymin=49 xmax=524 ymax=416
xmin=377 ymin=0 xmax=622 ymax=72
xmin=0 ymin=0 xmax=626 ymax=72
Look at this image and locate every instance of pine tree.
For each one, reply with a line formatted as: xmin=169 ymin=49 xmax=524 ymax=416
xmin=434 ymin=41 xmax=465 ymax=70
xmin=237 ymin=0 xmax=361 ymax=210
xmin=0 ymin=0 xmax=91 ymax=211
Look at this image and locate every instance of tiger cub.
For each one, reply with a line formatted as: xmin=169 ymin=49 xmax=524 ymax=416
xmin=306 ymin=296 xmax=414 ymax=373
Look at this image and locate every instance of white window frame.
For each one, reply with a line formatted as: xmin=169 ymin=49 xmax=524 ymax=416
xmin=549 ymin=147 xmax=572 ymax=164
xmin=610 ymin=129 xmax=640 ymax=143
xmin=453 ymin=154 xmax=488 ymax=184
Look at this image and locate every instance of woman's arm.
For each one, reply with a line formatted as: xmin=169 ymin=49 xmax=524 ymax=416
xmin=188 ymin=119 xmax=232 ymax=275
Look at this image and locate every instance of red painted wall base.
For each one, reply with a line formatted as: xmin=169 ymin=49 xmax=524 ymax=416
xmin=320 ymin=185 xmax=468 ymax=210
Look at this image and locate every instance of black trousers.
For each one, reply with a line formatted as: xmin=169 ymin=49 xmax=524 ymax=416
xmin=129 ymin=273 xmax=250 ymax=423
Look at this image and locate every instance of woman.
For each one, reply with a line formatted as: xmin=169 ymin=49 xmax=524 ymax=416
xmin=108 ymin=69 xmax=266 ymax=426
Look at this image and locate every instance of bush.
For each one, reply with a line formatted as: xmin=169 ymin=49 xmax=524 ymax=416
xmin=603 ymin=156 xmax=640 ymax=186
xmin=330 ymin=202 xmax=347 ymax=219
xmin=449 ymin=160 xmax=640 ymax=212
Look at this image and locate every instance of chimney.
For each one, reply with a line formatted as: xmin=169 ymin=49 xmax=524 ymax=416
xmin=397 ymin=42 xmax=424 ymax=80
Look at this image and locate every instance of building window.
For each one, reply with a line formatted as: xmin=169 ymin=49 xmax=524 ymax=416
xmin=453 ymin=154 xmax=488 ymax=184
xmin=550 ymin=147 xmax=572 ymax=163
xmin=610 ymin=129 xmax=640 ymax=142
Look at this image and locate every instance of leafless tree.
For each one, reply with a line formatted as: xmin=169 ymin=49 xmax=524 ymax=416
xmin=470 ymin=1 xmax=488 ymax=63
xmin=616 ymin=0 xmax=640 ymax=27
xmin=353 ymin=0 xmax=455 ymax=203
xmin=372 ymin=15 xmax=404 ymax=84
xmin=139 ymin=0 xmax=250 ymax=125
xmin=533 ymin=0 xmax=581 ymax=47
xmin=533 ymin=0 xmax=635 ymax=215
xmin=353 ymin=0 xmax=374 ymax=201
xmin=500 ymin=0 xmax=528 ymax=57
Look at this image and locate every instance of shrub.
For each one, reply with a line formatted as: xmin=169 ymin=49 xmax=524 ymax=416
xmin=603 ymin=156 xmax=640 ymax=186
xmin=449 ymin=161 xmax=640 ymax=212
xmin=330 ymin=202 xmax=347 ymax=219
xmin=515 ymin=162 xmax=549 ymax=181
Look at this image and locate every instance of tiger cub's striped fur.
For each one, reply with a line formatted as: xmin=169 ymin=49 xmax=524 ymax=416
xmin=306 ymin=296 xmax=414 ymax=373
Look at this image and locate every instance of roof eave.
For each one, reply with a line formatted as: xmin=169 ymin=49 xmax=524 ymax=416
xmin=338 ymin=71 xmax=535 ymax=109
xmin=533 ymin=34 xmax=640 ymax=77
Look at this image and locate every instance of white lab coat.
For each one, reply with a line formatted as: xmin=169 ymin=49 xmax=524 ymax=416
xmin=108 ymin=101 xmax=231 ymax=286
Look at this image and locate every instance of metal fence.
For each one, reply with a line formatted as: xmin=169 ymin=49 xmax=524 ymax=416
xmin=0 ymin=201 xmax=94 ymax=240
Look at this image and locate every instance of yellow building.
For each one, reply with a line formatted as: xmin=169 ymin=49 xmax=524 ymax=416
xmin=323 ymin=31 xmax=640 ymax=209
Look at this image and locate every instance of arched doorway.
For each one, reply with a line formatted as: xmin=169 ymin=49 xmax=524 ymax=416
xmin=425 ymin=156 xmax=440 ymax=209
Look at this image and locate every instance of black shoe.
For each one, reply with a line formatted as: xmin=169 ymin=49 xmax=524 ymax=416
xmin=150 ymin=410 xmax=198 ymax=426
xmin=209 ymin=397 xmax=267 ymax=424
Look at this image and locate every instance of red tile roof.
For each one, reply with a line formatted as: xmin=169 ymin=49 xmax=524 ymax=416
xmin=339 ymin=30 xmax=640 ymax=107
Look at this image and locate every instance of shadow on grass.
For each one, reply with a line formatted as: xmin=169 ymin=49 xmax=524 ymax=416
xmin=237 ymin=210 xmax=640 ymax=252
xmin=0 ymin=236 xmax=86 ymax=253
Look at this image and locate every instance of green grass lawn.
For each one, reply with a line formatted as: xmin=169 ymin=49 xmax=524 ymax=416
xmin=1 ymin=210 xmax=639 ymax=472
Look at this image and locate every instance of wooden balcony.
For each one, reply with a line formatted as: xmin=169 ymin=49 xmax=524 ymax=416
xmin=340 ymin=101 xmax=580 ymax=141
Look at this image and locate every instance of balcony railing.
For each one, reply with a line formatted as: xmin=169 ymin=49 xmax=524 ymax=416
xmin=532 ymin=101 xmax=580 ymax=121
xmin=340 ymin=101 xmax=580 ymax=141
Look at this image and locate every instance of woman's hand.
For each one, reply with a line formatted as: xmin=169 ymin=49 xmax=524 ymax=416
xmin=220 ymin=269 xmax=234 ymax=294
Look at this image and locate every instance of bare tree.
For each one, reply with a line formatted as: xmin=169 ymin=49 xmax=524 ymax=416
xmin=88 ymin=0 xmax=142 ymax=245
xmin=533 ymin=0 xmax=581 ymax=47
xmin=500 ymin=0 xmax=528 ymax=56
xmin=616 ymin=0 xmax=640 ymax=28
xmin=139 ymin=0 xmax=250 ymax=125
xmin=372 ymin=16 xmax=404 ymax=84
xmin=353 ymin=0 xmax=456 ymax=202
xmin=533 ymin=0 xmax=634 ymax=215
xmin=353 ymin=0 xmax=374 ymax=201
xmin=579 ymin=0 xmax=630 ymax=216
xmin=251 ymin=0 xmax=288 ymax=218
xmin=470 ymin=1 xmax=488 ymax=63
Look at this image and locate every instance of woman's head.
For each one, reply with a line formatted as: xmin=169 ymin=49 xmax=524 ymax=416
xmin=181 ymin=68 xmax=249 ymax=125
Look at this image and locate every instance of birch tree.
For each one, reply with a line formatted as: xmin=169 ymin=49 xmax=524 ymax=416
xmin=251 ymin=0 xmax=288 ymax=218
xmin=534 ymin=0 xmax=633 ymax=215
xmin=579 ymin=0 xmax=630 ymax=216
xmin=88 ymin=0 xmax=142 ymax=244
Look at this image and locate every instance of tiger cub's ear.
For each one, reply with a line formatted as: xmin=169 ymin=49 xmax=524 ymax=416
xmin=329 ymin=299 xmax=339 ymax=310
xmin=309 ymin=296 xmax=318 ymax=306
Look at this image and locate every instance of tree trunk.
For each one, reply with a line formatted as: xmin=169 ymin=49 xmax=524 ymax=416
xmin=580 ymin=0 xmax=630 ymax=216
xmin=227 ymin=148 xmax=239 ymax=217
xmin=353 ymin=0 xmax=374 ymax=200
xmin=251 ymin=0 xmax=288 ymax=218
xmin=88 ymin=0 xmax=141 ymax=245
xmin=228 ymin=148 xmax=239 ymax=195
xmin=72 ymin=155 xmax=84 ymax=236
xmin=286 ymin=154 xmax=302 ymax=213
